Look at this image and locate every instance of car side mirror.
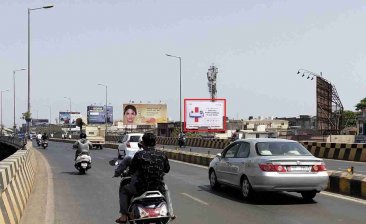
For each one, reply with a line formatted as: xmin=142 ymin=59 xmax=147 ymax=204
xmin=216 ymin=153 xmax=222 ymax=160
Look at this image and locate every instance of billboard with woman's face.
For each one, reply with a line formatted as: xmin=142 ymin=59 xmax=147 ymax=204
xmin=122 ymin=104 xmax=168 ymax=125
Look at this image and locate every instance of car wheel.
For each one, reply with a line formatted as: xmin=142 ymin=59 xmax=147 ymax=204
xmin=301 ymin=191 xmax=317 ymax=201
xmin=209 ymin=170 xmax=220 ymax=190
xmin=241 ymin=176 xmax=255 ymax=200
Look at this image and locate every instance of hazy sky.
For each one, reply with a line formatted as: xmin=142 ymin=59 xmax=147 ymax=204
xmin=1 ymin=0 xmax=366 ymax=127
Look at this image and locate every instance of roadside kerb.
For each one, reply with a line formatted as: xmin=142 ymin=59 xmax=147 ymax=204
xmin=49 ymin=138 xmax=366 ymax=200
xmin=0 ymin=141 xmax=36 ymax=224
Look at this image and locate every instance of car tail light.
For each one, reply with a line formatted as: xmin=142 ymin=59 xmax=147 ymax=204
xmin=259 ymin=163 xmax=287 ymax=172
xmin=126 ymin=141 xmax=131 ymax=148
xmin=311 ymin=164 xmax=327 ymax=172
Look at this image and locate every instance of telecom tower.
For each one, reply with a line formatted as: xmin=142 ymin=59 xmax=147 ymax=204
xmin=207 ymin=65 xmax=218 ymax=99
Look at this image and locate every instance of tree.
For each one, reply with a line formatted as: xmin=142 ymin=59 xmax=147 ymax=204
xmin=355 ymin=97 xmax=366 ymax=111
xmin=341 ymin=110 xmax=357 ymax=128
xmin=22 ymin=111 xmax=32 ymax=122
xmin=75 ymin=118 xmax=85 ymax=132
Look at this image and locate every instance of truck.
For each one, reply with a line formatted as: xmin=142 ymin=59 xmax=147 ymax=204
xmin=85 ymin=125 xmax=105 ymax=149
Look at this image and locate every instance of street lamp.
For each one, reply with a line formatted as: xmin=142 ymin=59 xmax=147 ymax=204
xmin=27 ymin=5 xmax=54 ymax=137
xmin=13 ymin=68 xmax=26 ymax=133
xmin=97 ymin=84 xmax=108 ymax=136
xmin=64 ymin=97 xmax=71 ymax=137
xmin=1 ymin=90 xmax=9 ymax=136
xmin=166 ymin=54 xmax=182 ymax=133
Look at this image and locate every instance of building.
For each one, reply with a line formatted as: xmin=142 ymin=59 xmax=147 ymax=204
xmin=355 ymin=111 xmax=366 ymax=143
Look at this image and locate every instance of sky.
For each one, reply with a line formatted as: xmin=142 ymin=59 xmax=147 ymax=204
xmin=1 ymin=0 xmax=366 ymax=128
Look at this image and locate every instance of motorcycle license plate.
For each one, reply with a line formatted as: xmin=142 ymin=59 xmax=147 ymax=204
xmin=81 ymin=163 xmax=87 ymax=168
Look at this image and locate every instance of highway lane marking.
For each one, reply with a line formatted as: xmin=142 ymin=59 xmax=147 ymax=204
xmin=320 ymin=191 xmax=366 ymax=205
xmin=39 ymin=150 xmax=55 ymax=223
xmin=181 ymin=193 xmax=209 ymax=206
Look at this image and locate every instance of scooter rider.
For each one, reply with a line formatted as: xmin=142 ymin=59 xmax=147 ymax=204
xmin=41 ymin=132 xmax=48 ymax=141
xmin=115 ymin=132 xmax=173 ymax=223
xmin=73 ymin=133 xmax=93 ymax=161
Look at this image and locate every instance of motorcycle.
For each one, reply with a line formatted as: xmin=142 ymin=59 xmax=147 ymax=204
xmin=178 ymin=137 xmax=186 ymax=148
xmin=75 ymin=152 xmax=91 ymax=174
xmin=114 ymin=161 xmax=173 ymax=224
xmin=41 ymin=140 xmax=48 ymax=149
xmin=36 ymin=138 xmax=41 ymax=146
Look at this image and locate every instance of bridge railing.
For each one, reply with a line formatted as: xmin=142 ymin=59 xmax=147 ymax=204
xmin=0 ymin=136 xmax=27 ymax=149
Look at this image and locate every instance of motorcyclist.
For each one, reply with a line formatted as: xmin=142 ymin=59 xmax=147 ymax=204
xmin=115 ymin=132 xmax=173 ymax=223
xmin=36 ymin=133 xmax=42 ymax=142
xmin=41 ymin=132 xmax=48 ymax=141
xmin=73 ymin=133 xmax=93 ymax=161
xmin=178 ymin=132 xmax=186 ymax=147
xmin=231 ymin=128 xmax=240 ymax=142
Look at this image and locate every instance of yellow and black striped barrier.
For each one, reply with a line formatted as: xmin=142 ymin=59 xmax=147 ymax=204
xmin=0 ymin=141 xmax=36 ymax=224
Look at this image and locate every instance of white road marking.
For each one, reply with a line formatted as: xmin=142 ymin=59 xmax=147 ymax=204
xmin=320 ymin=191 xmax=366 ymax=205
xmin=181 ymin=193 xmax=209 ymax=206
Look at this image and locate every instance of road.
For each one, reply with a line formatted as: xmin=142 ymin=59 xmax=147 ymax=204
xmin=157 ymin=144 xmax=366 ymax=175
xmin=28 ymin=141 xmax=366 ymax=224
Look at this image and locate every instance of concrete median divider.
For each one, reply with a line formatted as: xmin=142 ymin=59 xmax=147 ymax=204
xmin=0 ymin=141 xmax=36 ymax=224
xmin=49 ymin=138 xmax=366 ymax=200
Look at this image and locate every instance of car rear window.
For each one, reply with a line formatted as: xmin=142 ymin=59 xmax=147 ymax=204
xmin=255 ymin=142 xmax=311 ymax=156
xmin=129 ymin=135 xmax=142 ymax=142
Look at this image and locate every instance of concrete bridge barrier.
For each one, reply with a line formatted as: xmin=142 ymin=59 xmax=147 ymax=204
xmin=0 ymin=141 xmax=35 ymax=224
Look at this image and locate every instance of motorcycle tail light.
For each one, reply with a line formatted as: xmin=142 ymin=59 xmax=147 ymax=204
xmin=158 ymin=203 xmax=168 ymax=216
xmin=137 ymin=207 xmax=149 ymax=218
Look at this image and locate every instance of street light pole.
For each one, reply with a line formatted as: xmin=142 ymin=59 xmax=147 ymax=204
xmin=166 ymin=54 xmax=182 ymax=133
xmin=64 ymin=97 xmax=71 ymax=137
xmin=98 ymin=84 xmax=108 ymax=137
xmin=1 ymin=90 xmax=9 ymax=136
xmin=13 ymin=69 xmax=26 ymax=133
xmin=27 ymin=5 xmax=54 ymax=138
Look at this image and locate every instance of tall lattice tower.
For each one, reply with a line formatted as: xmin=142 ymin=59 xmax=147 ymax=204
xmin=207 ymin=65 xmax=218 ymax=99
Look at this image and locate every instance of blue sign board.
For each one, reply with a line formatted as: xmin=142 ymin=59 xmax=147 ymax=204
xmin=87 ymin=106 xmax=113 ymax=124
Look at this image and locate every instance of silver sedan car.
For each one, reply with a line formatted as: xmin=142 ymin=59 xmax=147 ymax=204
xmin=209 ymin=138 xmax=329 ymax=201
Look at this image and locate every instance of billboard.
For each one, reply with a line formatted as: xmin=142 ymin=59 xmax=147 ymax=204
xmin=87 ymin=106 xmax=113 ymax=124
xmin=184 ymin=98 xmax=226 ymax=132
xmin=59 ymin=112 xmax=82 ymax=125
xmin=122 ymin=104 xmax=168 ymax=125
xmin=316 ymin=77 xmax=332 ymax=131
xmin=31 ymin=119 xmax=49 ymax=126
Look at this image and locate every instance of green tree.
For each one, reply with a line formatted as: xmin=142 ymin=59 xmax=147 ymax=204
xmin=22 ymin=111 xmax=32 ymax=122
xmin=355 ymin=97 xmax=366 ymax=111
xmin=75 ymin=118 xmax=85 ymax=132
xmin=341 ymin=110 xmax=357 ymax=128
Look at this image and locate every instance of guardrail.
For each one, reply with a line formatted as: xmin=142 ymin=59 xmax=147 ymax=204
xmin=0 ymin=141 xmax=36 ymax=224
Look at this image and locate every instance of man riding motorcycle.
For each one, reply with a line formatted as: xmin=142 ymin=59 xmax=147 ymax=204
xmin=115 ymin=132 xmax=173 ymax=223
xmin=73 ymin=133 xmax=93 ymax=161
xmin=41 ymin=132 xmax=48 ymax=141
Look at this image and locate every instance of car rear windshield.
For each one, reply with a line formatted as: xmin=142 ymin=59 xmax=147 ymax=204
xmin=255 ymin=142 xmax=311 ymax=156
xmin=129 ymin=135 xmax=141 ymax=142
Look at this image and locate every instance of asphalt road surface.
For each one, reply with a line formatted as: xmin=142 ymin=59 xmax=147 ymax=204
xmin=30 ymin=141 xmax=366 ymax=224
xmin=157 ymin=144 xmax=366 ymax=175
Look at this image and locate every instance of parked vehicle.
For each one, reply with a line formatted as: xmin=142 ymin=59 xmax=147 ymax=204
xmin=75 ymin=152 xmax=91 ymax=174
xmin=117 ymin=133 xmax=144 ymax=159
xmin=208 ymin=138 xmax=329 ymax=201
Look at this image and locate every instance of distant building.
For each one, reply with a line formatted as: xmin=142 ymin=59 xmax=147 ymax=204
xmin=275 ymin=115 xmax=315 ymax=130
xmin=355 ymin=111 xmax=366 ymax=143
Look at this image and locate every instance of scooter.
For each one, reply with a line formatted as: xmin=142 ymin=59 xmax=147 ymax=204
xmin=41 ymin=140 xmax=48 ymax=149
xmin=36 ymin=138 xmax=41 ymax=146
xmin=178 ymin=137 xmax=186 ymax=148
xmin=75 ymin=152 xmax=91 ymax=174
xmin=114 ymin=162 xmax=173 ymax=224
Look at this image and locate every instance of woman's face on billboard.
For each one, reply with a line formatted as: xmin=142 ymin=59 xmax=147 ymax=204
xmin=124 ymin=109 xmax=136 ymax=124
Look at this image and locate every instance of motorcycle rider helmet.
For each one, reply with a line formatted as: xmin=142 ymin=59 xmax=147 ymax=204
xmin=80 ymin=133 xmax=87 ymax=139
xmin=142 ymin=132 xmax=156 ymax=147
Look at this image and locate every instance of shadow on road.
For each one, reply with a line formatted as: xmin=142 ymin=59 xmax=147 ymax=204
xmin=60 ymin=171 xmax=85 ymax=176
xmin=198 ymin=185 xmax=317 ymax=205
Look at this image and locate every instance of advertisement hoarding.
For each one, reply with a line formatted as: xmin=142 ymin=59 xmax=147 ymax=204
xmin=87 ymin=106 xmax=113 ymax=124
xmin=184 ymin=98 xmax=226 ymax=132
xmin=122 ymin=104 xmax=168 ymax=125
xmin=59 ymin=112 xmax=82 ymax=125
xmin=31 ymin=119 xmax=49 ymax=126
